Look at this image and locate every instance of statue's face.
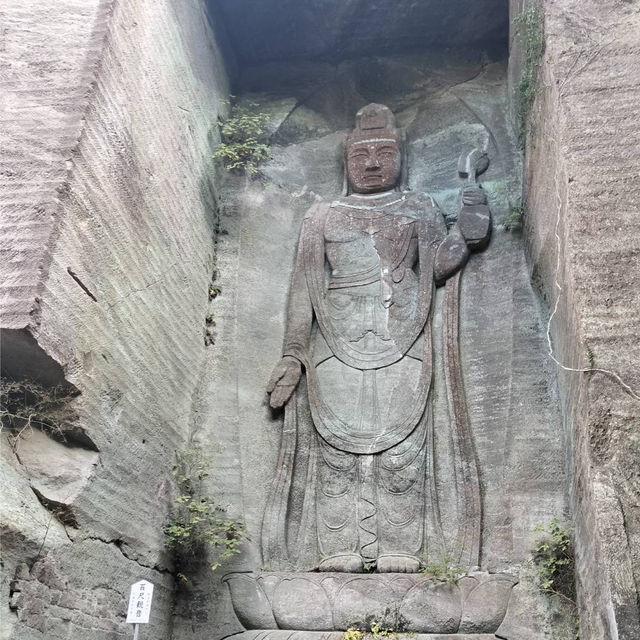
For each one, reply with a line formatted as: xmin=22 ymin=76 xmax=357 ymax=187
xmin=346 ymin=139 xmax=401 ymax=193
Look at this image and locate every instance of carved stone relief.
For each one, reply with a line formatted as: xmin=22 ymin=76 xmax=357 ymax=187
xmin=225 ymin=104 xmax=513 ymax=635
xmin=225 ymin=571 xmax=517 ymax=634
xmin=262 ymin=104 xmax=490 ymax=576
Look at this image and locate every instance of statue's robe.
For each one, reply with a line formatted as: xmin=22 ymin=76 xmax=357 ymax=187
xmin=262 ymin=190 xmax=473 ymax=571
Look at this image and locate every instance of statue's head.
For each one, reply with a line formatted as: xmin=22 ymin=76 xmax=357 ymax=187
xmin=345 ymin=104 xmax=401 ymax=194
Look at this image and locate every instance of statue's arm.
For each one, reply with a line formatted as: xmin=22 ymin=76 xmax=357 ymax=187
xmin=281 ymin=231 xmax=314 ymax=361
xmin=434 ymin=185 xmax=491 ymax=285
xmin=267 ymin=228 xmax=313 ymax=409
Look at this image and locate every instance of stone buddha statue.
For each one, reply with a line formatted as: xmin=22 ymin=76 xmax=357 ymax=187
xmin=263 ymin=103 xmax=490 ymax=574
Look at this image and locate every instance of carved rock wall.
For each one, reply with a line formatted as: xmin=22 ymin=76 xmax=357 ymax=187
xmin=0 ymin=1 xmax=230 ymax=638
xmin=521 ymin=0 xmax=640 ymax=637
xmin=173 ymin=51 xmax=571 ymax=639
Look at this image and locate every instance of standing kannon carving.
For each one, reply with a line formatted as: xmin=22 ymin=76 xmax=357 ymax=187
xmin=263 ymin=104 xmax=491 ymax=574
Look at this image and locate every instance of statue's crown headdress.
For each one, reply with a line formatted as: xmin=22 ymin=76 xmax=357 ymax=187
xmin=347 ymin=103 xmax=399 ymax=145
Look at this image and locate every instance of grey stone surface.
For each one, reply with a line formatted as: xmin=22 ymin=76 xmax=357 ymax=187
xmin=174 ymin=52 xmax=571 ymax=639
xmin=227 ymin=634 xmax=499 ymax=640
xmin=517 ymin=0 xmax=640 ymax=637
xmin=8 ymin=540 xmax=174 ymax=640
xmin=15 ymin=429 xmax=99 ymax=511
xmin=224 ymin=571 xmax=516 ymax=634
xmin=6 ymin=0 xmax=632 ymax=637
xmin=0 ymin=0 xmax=231 ymax=638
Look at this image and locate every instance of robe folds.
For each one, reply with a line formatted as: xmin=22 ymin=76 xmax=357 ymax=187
xmin=262 ymin=191 xmax=480 ymax=570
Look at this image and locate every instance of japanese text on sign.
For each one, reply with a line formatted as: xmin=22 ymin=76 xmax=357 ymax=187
xmin=126 ymin=580 xmax=154 ymax=624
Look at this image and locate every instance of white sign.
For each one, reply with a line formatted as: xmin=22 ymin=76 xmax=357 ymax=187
xmin=126 ymin=580 xmax=154 ymax=624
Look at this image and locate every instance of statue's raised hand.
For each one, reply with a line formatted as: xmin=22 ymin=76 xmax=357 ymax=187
xmin=267 ymin=356 xmax=302 ymax=409
xmin=462 ymin=184 xmax=487 ymax=206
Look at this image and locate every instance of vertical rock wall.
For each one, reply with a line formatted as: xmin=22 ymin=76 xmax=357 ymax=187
xmin=0 ymin=1 xmax=231 ymax=638
xmin=520 ymin=0 xmax=640 ymax=637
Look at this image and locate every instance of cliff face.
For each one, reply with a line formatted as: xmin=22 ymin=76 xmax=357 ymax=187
xmin=0 ymin=1 xmax=230 ymax=638
xmin=1 ymin=0 xmax=638 ymax=639
xmin=520 ymin=0 xmax=640 ymax=637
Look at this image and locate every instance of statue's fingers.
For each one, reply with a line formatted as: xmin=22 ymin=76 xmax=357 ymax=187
xmin=269 ymin=383 xmax=295 ymax=409
xmin=282 ymin=368 xmax=301 ymax=387
xmin=266 ymin=366 xmax=285 ymax=393
xmin=269 ymin=387 xmax=286 ymax=409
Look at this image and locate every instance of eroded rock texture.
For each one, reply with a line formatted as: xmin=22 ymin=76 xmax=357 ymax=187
xmin=519 ymin=0 xmax=640 ymax=637
xmin=0 ymin=0 xmax=231 ymax=638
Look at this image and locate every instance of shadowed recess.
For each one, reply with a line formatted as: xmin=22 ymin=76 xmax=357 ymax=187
xmin=206 ymin=0 xmax=509 ymax=68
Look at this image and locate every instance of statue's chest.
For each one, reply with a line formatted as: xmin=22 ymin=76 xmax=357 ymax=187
xmin=324 ymin=208 xmax=414 ymax=246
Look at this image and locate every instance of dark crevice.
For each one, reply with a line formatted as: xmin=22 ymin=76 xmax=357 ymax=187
xmin=47 ymin=425 xmax=100 ymax=452
xmin=81 ymin=535 xmax=174 ymax=576
xmin=31 ymin=487 xmax=80 ymax=528
xmin=66 ymin=268 xmax=98 ymax=302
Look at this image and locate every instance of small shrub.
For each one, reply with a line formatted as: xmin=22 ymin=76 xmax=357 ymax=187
xmin=165 ymin=447 xmax=245 ymax=573
xmin=532 ymin=519 xmax=576 ymax=602
xmin=370 ymin=620 xmax=395 ymax=640
xmin=419 ymin=555 xmax=466 ymax=585
xmin=212 ymin=103 xmax=272 ymax=175
xmin=515 ymin=6 xmax=545 ymax=145
xmin=343 ymin=628 xmax=364 ymax=640
xmin=503 ymin=201 xmax=524 ymax=231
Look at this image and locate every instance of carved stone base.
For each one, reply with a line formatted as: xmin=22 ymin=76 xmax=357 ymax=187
xmin=224 ymin=572 xmax=517 ymax=636
xmin=229 ymin=633 xmax=498 ymax=640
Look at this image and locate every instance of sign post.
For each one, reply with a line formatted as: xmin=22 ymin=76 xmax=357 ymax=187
xmin=126 ymin=580 xmax=154 ymax=638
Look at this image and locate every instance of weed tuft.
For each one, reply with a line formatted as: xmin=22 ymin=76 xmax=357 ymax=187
xmin=419 ymin=554 xmax=466 ymax=585
xmin=503 ymin=201 xmax=525 ymax=231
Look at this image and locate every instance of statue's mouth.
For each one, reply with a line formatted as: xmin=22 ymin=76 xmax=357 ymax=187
xmin=363 ymin=174 xmax=383 ymax=183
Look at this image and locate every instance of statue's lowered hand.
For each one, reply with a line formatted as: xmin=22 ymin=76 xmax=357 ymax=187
xmin=267 ymin=356 xmax=302 ymax=409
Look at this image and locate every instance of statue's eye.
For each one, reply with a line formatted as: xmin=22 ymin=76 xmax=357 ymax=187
xmin=378 ymin=147 xmax=394 ymax=157
xmin=350 ymin=150 xmax=368 ymax=159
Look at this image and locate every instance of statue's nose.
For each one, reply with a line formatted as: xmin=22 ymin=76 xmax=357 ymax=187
xmin=365 ymin=154 xmax=380 ymax=170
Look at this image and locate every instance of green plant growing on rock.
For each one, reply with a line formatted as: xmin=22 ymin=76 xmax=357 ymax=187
xmin=343 ymin=629 xmax=364 ymax=640
xmin=532 ymin=520 xmax=579 ymax=637
xmin=165 ymin=447 xmax=245 ymax=574
xmin=503 ymin=201 xmax=525 ymax=231
xmin=419 ymin=554 xmax=466 ymax=584
xmin=370 ymin=620 xmax=396 ymax=640
xmin=586 ymin=346 xmax=595 ymax=370
xmin=532 ymin=519 xmax=576 ymax=602
xmin=212 ymin=102 xmax=272 ymax=175
xmin=514 ymin=6 xmax=545 ymax=146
